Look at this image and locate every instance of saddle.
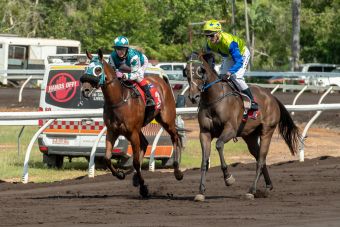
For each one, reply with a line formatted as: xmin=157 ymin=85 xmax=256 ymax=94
xmin=120 ymin=80 xmax=161 ymax=126
xmin=225 ymin=79 xmax=259 ymax=122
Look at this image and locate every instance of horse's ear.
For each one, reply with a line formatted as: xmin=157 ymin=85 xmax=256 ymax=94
xmin=182 ymin=68 xmax=187 ymax=77
xmin=85 ymin=50 xmax=93 ymax=60
xmin=98 ymin=49 xmax=103 ymax=61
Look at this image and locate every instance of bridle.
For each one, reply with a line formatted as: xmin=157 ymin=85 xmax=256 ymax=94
xmin=82 ymin=57 xmax=130 ymax=108
xmin=187 ymin=56 xmax=237 ymax=108
xmin=187 ymin=59 xmax=222 ymax=92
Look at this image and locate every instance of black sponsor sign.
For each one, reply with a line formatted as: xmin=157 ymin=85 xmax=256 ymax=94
xmin=45 ymin=70 xmax=103 ymax=109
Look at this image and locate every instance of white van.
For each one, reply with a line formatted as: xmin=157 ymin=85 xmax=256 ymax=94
xmin=299 ymin=63 xmax=338 ymax=73
xmin=154 ymin=62 xmax=186 ymax=90
xmin=302 ymin=63 xmax=340 ymax=88
xmin=155 ymin=62 xmax=186 ymax=80
xmin=38 ymin=55 xmax=183 ymax=168
xmin=0 ymin=35 xmax=81 ymax=85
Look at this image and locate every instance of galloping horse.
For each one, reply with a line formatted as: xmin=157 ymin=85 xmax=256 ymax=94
xmin=80 ymin=49 xmax=183 ymax=198
xmin=184 ymin=52 xmax=301 ymax=201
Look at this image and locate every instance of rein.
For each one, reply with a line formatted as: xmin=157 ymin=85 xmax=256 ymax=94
xmin=188 ymin=58 xmax=237 ymax=107
xmin=199 ymin=90 xmax=238 ymax=108
xmin=202 ymin=78 xmax=222 ymax=91
xmin=99 ymin=72 xmax=133 ymax=109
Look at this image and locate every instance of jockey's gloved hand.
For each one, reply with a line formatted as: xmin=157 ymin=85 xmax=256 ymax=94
xmin=116 ymin=71 xmax=126 ymax=80
xmin=222 ymin=72 xmax=232 ymax=81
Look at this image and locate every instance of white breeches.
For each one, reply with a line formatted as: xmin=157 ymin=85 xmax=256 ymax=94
xmin=219 ymin=47 xmax=250 ymax=91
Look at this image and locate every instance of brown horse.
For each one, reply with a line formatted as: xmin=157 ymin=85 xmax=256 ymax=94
xmin=80 ymin=49 xmax=183 ymax=198
xmin=183 ymin=52 xmax=301 ymax=201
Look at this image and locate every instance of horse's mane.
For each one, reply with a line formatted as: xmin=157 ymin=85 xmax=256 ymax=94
xmin=198 ymin=52 xmax=219 ymax=77
xmin=100 ymin=55 xmax=117 ymax=79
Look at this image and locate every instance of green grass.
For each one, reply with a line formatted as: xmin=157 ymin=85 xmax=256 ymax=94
xmin=0 ymin=126 xmax=248 ymax=183
xmin=0 ymin=126 xmax=106 ymax=183
xmin=181 ymin=138 xmax=248 ymax=169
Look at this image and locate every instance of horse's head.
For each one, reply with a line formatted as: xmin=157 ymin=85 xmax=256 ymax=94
xmin=183 ymin=52 xmax=210 ymax=104
xmin=80 ymin=50 xmax=105 ymax=98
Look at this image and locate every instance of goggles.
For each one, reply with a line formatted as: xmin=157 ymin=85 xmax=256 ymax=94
xmin=205 ymin=33 xmax=216 ymax=38
xmin=114 ymin=46 xmax=128 ymax=51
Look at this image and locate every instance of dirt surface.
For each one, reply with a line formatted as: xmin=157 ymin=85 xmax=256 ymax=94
xmin=0 ymin=87 xmax=340 ymax=226
xmin=0 ymin=156 xmax=339 ymax=227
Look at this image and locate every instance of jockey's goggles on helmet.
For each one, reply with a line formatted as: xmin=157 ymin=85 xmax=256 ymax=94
xmin=205 ymin=33 xmax=216 ymax=38
xmin=114 ymin=46 xmax=128 ymax=51
xmin=204 ymin=30 xmax=217 ymax=36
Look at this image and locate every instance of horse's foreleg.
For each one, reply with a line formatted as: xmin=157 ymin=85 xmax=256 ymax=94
xmin=130 ymin=131 xmax=149 ymax=198
xmin=216 ymin=126 xmax=236 ymax=186
xmin=194 ymin=131 xmax=212 ymax=202
xmin=105 ymin=131 xmax=125 ymax=180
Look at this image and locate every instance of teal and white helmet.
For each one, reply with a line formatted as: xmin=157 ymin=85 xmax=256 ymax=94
xmin=113 ymin=36 xmax=129 ymax=48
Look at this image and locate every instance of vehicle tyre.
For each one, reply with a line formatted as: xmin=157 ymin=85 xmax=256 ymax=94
xmin=43 ymin=154 xmax=64 ymax=169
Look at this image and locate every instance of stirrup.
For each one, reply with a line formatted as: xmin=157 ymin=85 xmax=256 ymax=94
xmin=247 ymin=109 xmax=259 ymax=120
xmin=251 ymin=102 xmax=258 ymax=111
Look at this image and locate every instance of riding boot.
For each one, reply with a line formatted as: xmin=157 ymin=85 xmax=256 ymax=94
xmin=242 ymin=88 xmax=258 ymax=110
xmin=141 ymin=84 xmax=156 ymax=106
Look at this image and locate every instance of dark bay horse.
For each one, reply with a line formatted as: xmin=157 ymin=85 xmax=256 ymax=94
xmin=80 ymin=49 xmax=183 ymax=198
xmin=183 ymin=52 xmax=301 ymax=201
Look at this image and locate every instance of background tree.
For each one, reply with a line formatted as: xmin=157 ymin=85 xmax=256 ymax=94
xmin=0 ymin=0 xmax=339 ymax=67
xmin=291 ymin=0 xmax=300 ymax=71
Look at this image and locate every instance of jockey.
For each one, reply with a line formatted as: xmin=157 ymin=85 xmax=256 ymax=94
xmin=108 ymin=35 xmax=155 ymax=107
xmin=202 ymin=19 xmax=259 ymax=114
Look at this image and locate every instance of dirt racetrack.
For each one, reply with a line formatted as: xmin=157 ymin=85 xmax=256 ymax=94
xmin=0 ymin=87 xmax=340 ymax=226
xmin=0 ymin=156 xmax=340 ymax=226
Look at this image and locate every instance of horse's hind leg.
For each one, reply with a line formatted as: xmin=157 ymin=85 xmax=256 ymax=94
xmin=156 ymin=115 xmax=183 ymax=181
xmin=130 ymin=131 xmax=149 ymax=198
xmin=243 ymin=133 xmax=273 ymax=193
xmin=105 ymin=130 xmax=125 ymax=180
xmin=216 ymin=125 xmax=236 ymax=186
xmin=245 ymin=127 xmax=275 ymax=198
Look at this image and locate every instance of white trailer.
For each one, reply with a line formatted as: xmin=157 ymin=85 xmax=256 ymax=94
xmin=0 ymin=34 xmax=81 ymax=85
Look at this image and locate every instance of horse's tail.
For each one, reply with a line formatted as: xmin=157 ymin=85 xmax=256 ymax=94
xmin=275 ymin=97 xmax=302 ymax=155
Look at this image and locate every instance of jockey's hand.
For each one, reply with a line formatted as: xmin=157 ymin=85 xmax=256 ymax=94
xmin=222 ymin=72 xmax=232 ymax=81
xmin=116 ymin=71 xmax=126 ymax=80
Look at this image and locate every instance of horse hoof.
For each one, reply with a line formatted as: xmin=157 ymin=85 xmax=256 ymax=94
xmin=139 ymin=185 xmax=149 ymax=198
xmin=224 ymin=174 xmax=235 ymax=186
xmin=244 ymin=193 xmax=255 ymax=200
xmin=116 ymin=171 xmax=125 ymax=180
xmin=194 ymin=194 xmax=205 ymax=202
xmin=174 ymin=170 xmax=183 ymax=181
xmin=132 ymin=173 xmax=140 ymax=187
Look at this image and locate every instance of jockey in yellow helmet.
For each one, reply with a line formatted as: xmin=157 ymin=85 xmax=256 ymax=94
xmin=203 ymin=19 xmax=258 ymax=116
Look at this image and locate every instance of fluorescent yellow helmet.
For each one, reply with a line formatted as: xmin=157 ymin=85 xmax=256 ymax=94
xmin=203 ymin=20 xmax=222 ymax=34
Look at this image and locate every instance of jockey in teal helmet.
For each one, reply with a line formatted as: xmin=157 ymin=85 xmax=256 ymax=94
xmin=109 ymin=36 xmax=157 ymax=108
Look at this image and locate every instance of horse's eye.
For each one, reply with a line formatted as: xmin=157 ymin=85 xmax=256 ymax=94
xmin=94 ymin=66 xmax=102 ymax=76
xmin=196 ymin=66 xmax=205 ymax=76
